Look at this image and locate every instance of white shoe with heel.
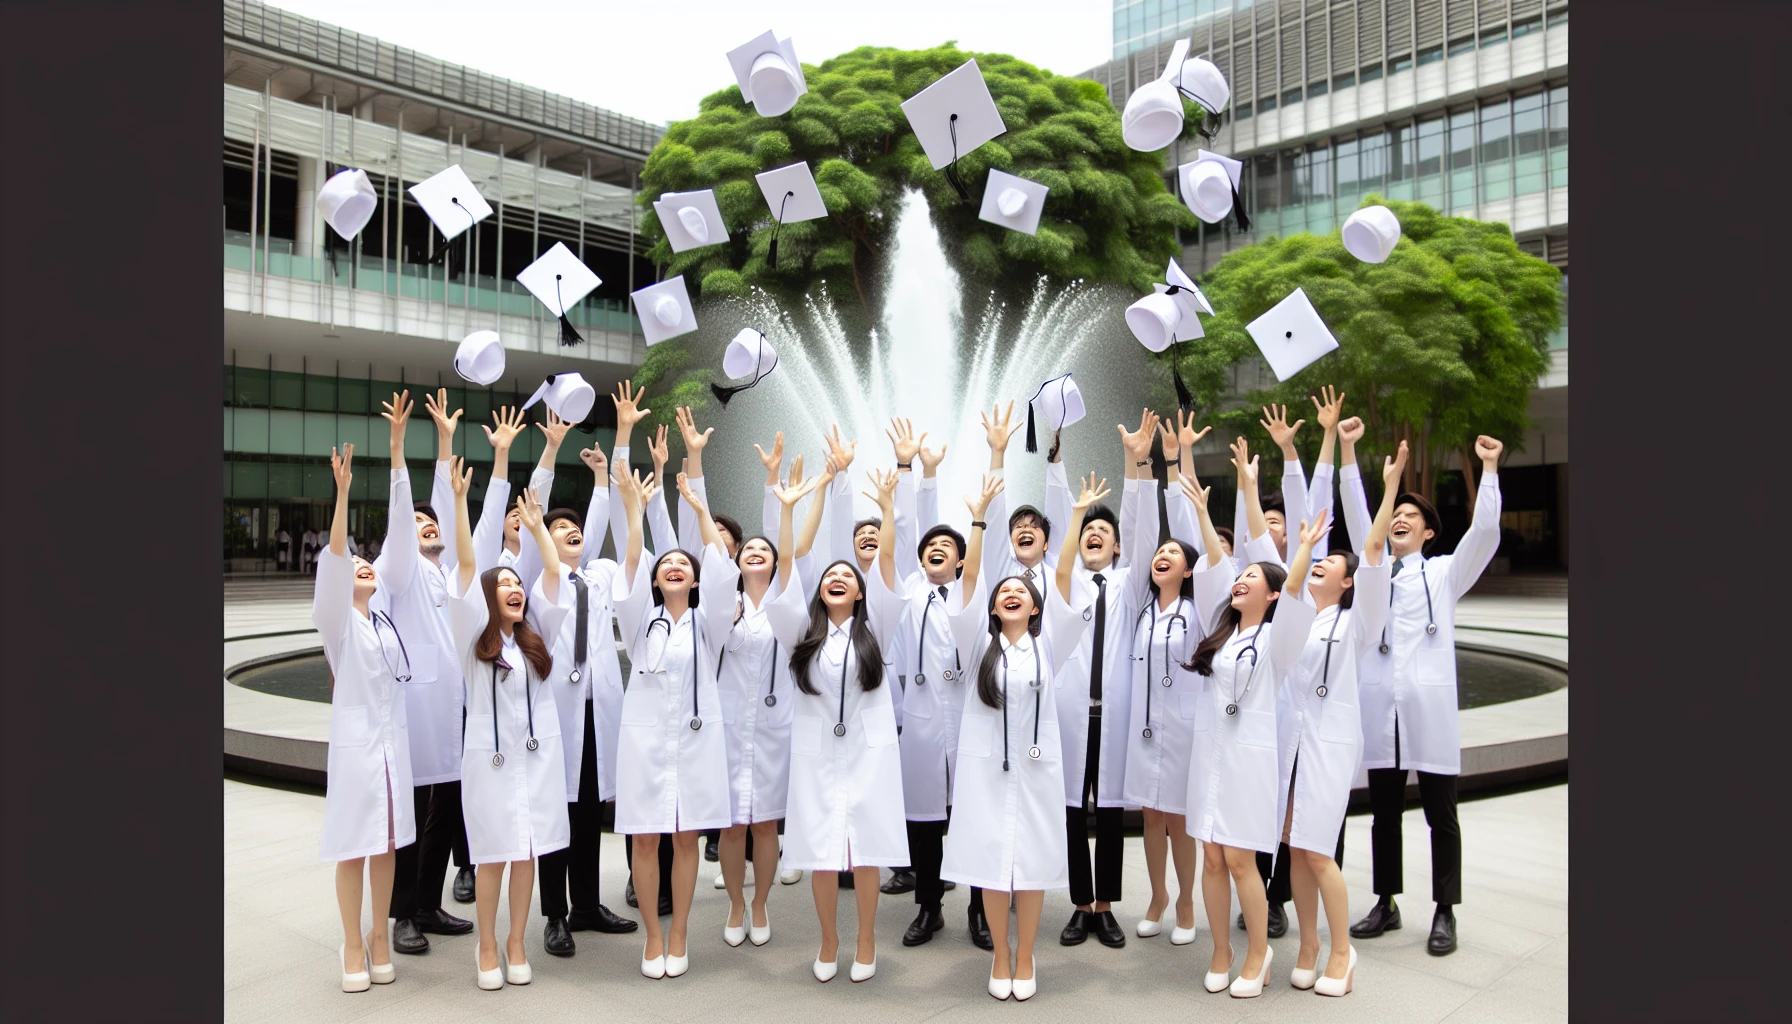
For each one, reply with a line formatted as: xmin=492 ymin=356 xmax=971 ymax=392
xmin=475 ymin=946 xmax=503 ymax=991
xmin=1314 ymin=945 xmax=1356 ymax=997
xmin=1229 ymin=946 xmax=1274 ymax=998
xmin=340 ymin=944 xmax=370 ymax=993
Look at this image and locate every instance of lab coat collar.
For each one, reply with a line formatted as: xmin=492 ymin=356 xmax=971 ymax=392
xmin=1000 ymin=632 xmax=1036 ymax=656
xmin=827 ymin=615 xmax=856 ymax=639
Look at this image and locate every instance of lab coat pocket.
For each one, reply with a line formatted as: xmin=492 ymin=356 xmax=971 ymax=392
xmin=1318 ymin=703 xmax=1360 ymax=745
xmin=329 ymin=705 xmax=371 ymax=747
xmin=619 ymin=685 xmax=660 ymax=728
xmin=861 ymin=705 xmax=898 ymax=748
xmin=1176 ymin=689 xmax=1200 ymax=721
xmin=1236 ymin=709 xmax=1277 ymax=750
xmin=1417 ymin=647 xmax=1455 ymax=687
xmin=792 ymin=716 xmax=824 ymax=757
xmin=902 ymin=683 xmax=935 ymax=720
xmin=959 ymin=713 xmax=995 ymax=759
xmin=464 ymin=714 xmax=496 ymax=752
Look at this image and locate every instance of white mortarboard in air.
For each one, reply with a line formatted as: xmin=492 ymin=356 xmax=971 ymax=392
xmin=407 ymin=165 xmax=493 ymax=242
xmin=711 ymin=328 xmax=780 ymax=407
xmin=524 ymin=372 xmax=596 ymax=425
xmin=1121 ymin=38 xmax=1191 ymax=152
xmin=454 ymin=330 xmax=506 ymax=387
xmin=1178 ymin=149 xmax=1249 ymax=230
xmin=1024 ymin=373 xmax=1085 ymax=454
xmin=1246 ymin=287 xmax=1340 ymax=382
xmin=1342 ymin=205 xmax=1403 ymax=264
xmin=977 ymin=169 xmax=1048 ymax=235
xmin=900 ymin=59 xmax=1007 ymax=203
xmin=726 ymin=30 xmax=808 ymax=118
xmin=518 ymin=242 xmax=602 ymax=347
xmin=1126 ymin=260 xmax=1213 ymax=409
xmin=754 ymin=162 xmax=827 ymax=268
xmin=653 ymin=189 xmax=727 ymax=253
xmin=1178 ymin=53 xmax=1230 ymax=119
xmin=316 ymin=169 xmax=377 ymax=241
xmin=630 ymin=275 xmax=698 ymax=346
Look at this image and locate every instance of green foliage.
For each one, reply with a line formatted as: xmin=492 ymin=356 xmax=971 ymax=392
xmin=1177 ymin=199 xmax=1562 ymax=500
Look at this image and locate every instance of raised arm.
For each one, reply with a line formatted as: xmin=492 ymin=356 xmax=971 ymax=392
xmin=448 ymin=457 xmax=477 ymax=597
xmin=673 ymin=471 xmax=724 ymax=559
xmin=1180 ymin=473 xmax=1228 ymax=570
xmin=1058 ymin=473 xmax=1110 ymax=603
xmin=377 ymin=390 xmax=419 ymax=597
xmin=645 ymin=471 xmax=679 ymax=556
xmin=577 ymin=444 xmax=611 ymax=570
xmin=795 ymin=456 xmax=833 ymax=561
xmin=1446 ymin=436 xmax=1506 ymax=600
xmin=611 ymin=378 xmax=650 ymax=457
xmin=1231 ymin=437 xmax=1272 ymax=552
xmin=979 ymin=402 xmax=1019 ymax=582
xmin=473 ymin=406 xmax=527 ymax=570
xmin=617 ymin=466 xmax=648 ymax=585
xmin=887 ymin=420 xmax=923 ymax=580
xmin=314 ymin=445 xmax=357 ymax=652
xmin=425 ymin=389 xmax=464 ymax=576
xmin=757 ymin=432 xmax=785 ymax=539
xmin=959 ymin=473 xmax=1004 ymax=608
xmin=1284 ymin=507 xmax=1328 ymax=604
xmin=1268 ymin=511 xmax=1327 ymax=669
xmin=916 ymin=435 xmax=945 ymax=531
xmin=868 ymin=466 xmax=901 ymax=590
xmin=517 ymin=488 xmax=560 ymax=605
xmin=773 ymin=474 xmax=823 ymax=587
xmin=1336 ymin=415 xmax=1373 ymax=553
xmin=1364 ymin=440 xmax=1409 ymax=566
xmin=1262 ymin=403 xmax=1309 ymax=549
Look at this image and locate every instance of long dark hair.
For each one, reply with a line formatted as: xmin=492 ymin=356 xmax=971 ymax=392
xmin=650 ymin=548 xmax=702 ymax=607
xmin=975 ymin=575 xmax=1045 ymax=709
xmin=474 ymin=566 xmax=554 ymax=679
xmin=1186 ymin=561 xmax=1287 ymax=676
xmin=1150 ymin=538 xmax=1199 ymax=603
xmin=789 ymin=560 xmax=884 ymax=695
xmin=733 ymin=535 xmax=780 ymax=626
xmin=1330 ymin=549 xmax=1362 ymax=610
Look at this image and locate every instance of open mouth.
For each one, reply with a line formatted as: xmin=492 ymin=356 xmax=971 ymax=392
xmin=857 ymin=537 xmax=878 ymax=551
xmin=926 ymin=551 xmax=947 ymax=566
xmin=1084 ymin=537 xmax=1105 ymax=551
xmin=1152 ymin=558 xmax=1172 ymax=574
xmin=420 ymin=528 xmax=438 ymax=541
xmin=663 ymin=570 xmax=687 ymax=585
xmin=1000 ymin=596 xmax=1025 ymax=611
xmin=504 ymin=594 xmax=525 ymax=611
xmin=1392 ymin=524 xmax=1412 ymax=538
xmin=744 ymin=554 xmax=767 ymax=567
xmin=1015 ymin=532 xmax=1037 ymax=550
xmin=354 ymin=568 xmax=376 ymax=581
xmin=1231 ymin=583 xmax=1250 ymax=598
xmin=825 ymin=582 xmax=850 ymax=598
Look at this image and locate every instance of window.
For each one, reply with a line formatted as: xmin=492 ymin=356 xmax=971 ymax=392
xmin=1415 ymin=117 xmax=1444 ymax=177
xmin=1360 ymin=63 xmax=1384 ymax=83
xmin=1258 ymin=95 xmax=1278 ymax=113
xmin=1479 ymin=99 xmax=1511 ymax=202
xmin=1391 ymin=53 xmax=1414 ymax=73
xmin=1253 ymin=154 xmax=1281 ymax=212
xmin=1448 ymin=36 xmax=1476 ymax=58
xmin=1308 ymin=79 xmax=1328 ymax=98
xmin=1448 ymin=109 xmax=1476 ymax=212
xmin=1282 ymin=86 xmax=1303 ymax=106
xmin=1359 ymin=131 xmax=1388 ymax=191
xmin=1512 ymin=15 xmax=1543 ymax=38
xmin=1513 ymin=91 xmax=1547 ymax=196
xmin=1548 ymin=9 xmax=1568 ymax=30
xmin=1333 ymin=71 xmax=1356 ymax=90
xmin=1417 ymin=45 xmax=1443 ymax=66
xmin=1235 ymin=100 xmax=1254 ymax=120
xmin=1480 ymin=26 xmax=1507 ymax=48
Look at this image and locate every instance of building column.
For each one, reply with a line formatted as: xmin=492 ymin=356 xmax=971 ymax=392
xmin=295 ymin=155 xmax=323 ymax=260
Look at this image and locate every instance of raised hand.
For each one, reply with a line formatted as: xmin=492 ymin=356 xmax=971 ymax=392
xmin=1297 ymin=507 xmax=1331 ymax=549
xmin=1311 ymin=385 xmax=1346 ymax=432
xmin=1383 ymin=439 xmax=1410 ymax=489
xmin=862 ymin=467 xmax=899 ymax=512
xmin=674 ymin=471 xmax=703 ymax=513
xmin=639 ymin=472 xmax=661 ymax=506
xmin=516 ymin=488 xmax=546 ymax=532
xmin=1475 ymin=434 xmax=1504 ymax=468
xmin=484 ymin=406 xmax=527 ymax=450
xmin=1260 ymin=404 xmax=1305 ymax=455
xmin=448 ymin=456 xmax=473 ymax=497
xmin=1074 ymin=472 xmax=1111 ymax=511
xmin=981 ymin=401 xmax=1018 ymax=452
xmin=537 ymin=409 xmax=572 ymax=450
xmin=1119 ymin=408 xmax=1161 ymax=464
xmin=773 ymin=473 xmax=822 ymax=508
xmin=1180 ymin=475 xmax=1211 ymax=512
xmin=615 ymin=466 xmax=647 ymax=513
xmin=1157 ymin=419 xmax=1180 ymax=463
xmin=1177 ymin=408 xmax=1212 ymax=450
xmin=1230 ymin=437 xmax=1259 ymax=489
xmin=825 ymin=424 xmax=858 ymax=474
xmin=886 ymin=418 xmax=922 ymax=467
xmin=646 ymin=424 xmax=671 ymax=475
xmin=1338 ymin=416 xmax=1366 ymax=445
xmin=675 ymin=405 xmax=713 ymax=453
xmin=788 ymin=452 xmax=806 ymax=493
xmin=612 ymin=379 xmax=650 ymax=432
xmin=967 ymin=473 xmax=1005 ymax=521
xmin=381 ymin=389 xmax=413 ymax=451
xmin=331 ymin=443 xmax=354 ymax=491
xmin=917 ymin=436 xmax=948 ymax=476
xmin=578 ymin=443 xmax=608 ymax=479
xmin=756 ymin=432 xmax=785 ymax=483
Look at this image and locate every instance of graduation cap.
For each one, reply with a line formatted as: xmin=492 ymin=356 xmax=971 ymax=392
xmin=523 ymin=372 xmax=596 ymax=424
xmin=630 ymin=276 xmax=698 ymax=346
xmin=1176 ymin=53 xmax=1230 ymax=140
xmin=1178 ymin=149 xmax=1249 ymax=231
xmin=726 ymin=30 xmax=808 ymax=118
xmin=408 ymin=165 xmax=493 ymax=273
xmin=1124 ymin=260 xmax=1212 ymax=411
xmin=1342 ymin=205 xmax=1402 ymax=264
xmin=454 ymin=330 xmax=505 ymax=387
xmin=710 ymin=328 xmax=780 ymax=407
xmin=900 ymin=59 xmax=1007 ymax=204
xmin=1122 ymin=38 xmax=1192 ymax=152
xmin=652 ymin=189 xmax=727 ymax=253
xmin=517 ymin=242 xmax=602 ymax=347
xmin=977 ymin=169 xmax=1048 ymax=235
xmin=753 ymin=162 xmax=827 ymax=268
xmin=1245 ymin=287 xmax=1339 ymax=382
xmin=316 ymin=168 xmax=377 ymax=241
xmin=1024 ymin=372 xmax=1084 ymax=456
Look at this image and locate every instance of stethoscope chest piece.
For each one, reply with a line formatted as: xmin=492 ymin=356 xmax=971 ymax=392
xmin=764 ymin=694 xmax=777 ymax=707
xmin=568 ymin=669 xmax=581 ymax=684
xmin=1160 ymin=674 xmax=1173 ymax=688
xmin=491 ymin=753 xmax=504 ymax=768
xmin=1378 ymin=642 xmax=1390 ymax=655
xmin=1141 ymin=726 xmax=1153 ymax=740
xmin=832 ymin=722 xmax=847 ymax=738
xmin=914 ymin=672 xmax=926 ymax=686
xmin=942 ymin=669 xmax=955 ymax=681
xmin=525 ymin=738 xmax=539 ymax=751
xmin=1315 ymin=684 xmax=1328 ymax=699
xmin=1426 ymin=622 xmax=1438 ymax=636
xmin=1225 ymin=702 xmax=1239 ymax=717
xmin=1028 ymin=745 xmax=1041 ymax=760
xmin=689 ymin=716 xmax=703 ymax=731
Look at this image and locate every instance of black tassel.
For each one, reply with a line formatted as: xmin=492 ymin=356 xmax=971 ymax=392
xmin=709 ymin=343 xmax=778 ymax=408
xmin=768 ymin=190 xmax=793 ymax=269
xmin=945 ymin=114 xmax=973 ymax=204
xmin=1025 ymin=402 xmax=1038 ymax=453
xmin=557 ymin=314 xmax=583 ymax=347
xmin=1170 ymin=342 xmax=1194 ymax=413
xmin=1196 ymin=110 xmax=1222 ymax=141
xmin=1230 ymin=179 xmax=1251 ymax=232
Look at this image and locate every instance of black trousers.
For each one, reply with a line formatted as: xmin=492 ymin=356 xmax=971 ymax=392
xmin=1257 ymin=829 xmax=1346 ymax=905
xmin=1366 ymin=717 xmax=1461 ymax=906
xmin=391 ymin=780 xmax=462 ymax=920
xmin=1066 ymin=708 xmax=1124 ymax=906
xmin=907 ymin=816 xmax=983 ymax=913
xmin=539 ymin=700 xmax=603 ymax=918
xmin=624 ymin=831 xmax=676 ymax=902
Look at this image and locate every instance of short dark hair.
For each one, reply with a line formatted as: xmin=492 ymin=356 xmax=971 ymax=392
xmin=1008 ymin=505 xmax=1052 ymax=545
xmin=543 ymin=508 xmax=582 ymax=531
xmin=1394 ymin=492 xmax=1441 ymax=549
xmin=852 ymin=517 xmax=882 ymax=536
xmin=1261 ymin=490 xmax=1286 ymax=517
xmin=1215 ymin=525 xmax=1235 ymax=548
xmin=713 ymin=514 xmax=743 ymax=548
xmin=413 ymin=503 xmax=439 ymax=527
xmin=916 ymin=524 xmax=967 ymax=574
xmin=1079 ymin=504 xmax=1119 ymax=547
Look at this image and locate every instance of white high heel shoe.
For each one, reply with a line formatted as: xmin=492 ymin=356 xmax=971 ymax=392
xmin=475 ymin=945 xmax=504 ymax=991
xmin=1012 ymin=957 xmax=1037 ymax=1001
xmin=505 ymin=953 xmax=532 ymax=986
xmin=813 ymin=956 xmax=838 ymax=982
xmin=780 ymin=865 xmax=802 ymax=885
xmin=1289 ymin=954 xmax=1319 ymax=990
xmin=749 ymin=910 xmax=772 ymax=946
xmin=850 ymin=957 xmax=876 ymax=983
xmin=1229 ymin=946 xmax=1274 ymax=998
xmin=714 ymin=872 xmax=728 ymax=889
xmin=1136 ymin=915 xmax=1164 ymax=938
xmin=340 ymin=944 xmax=370 ymax=993
xmin=640 ymin=942 xmax=667 ymax=980
xmin=988 ymin=973 xmax=1013 ymax=1000
xmin=665 ymin=947 xmax=690 ymax=978
xmin=1203 ymin=948 xmax=1232 ymax=993
xmin=723 ymin=910 xmax=747 ymax=947
xmin=366 ymin=933 xmax=394 ymax=985
xmin=1169 ymin=923 xmax=1197 ymax=945
xmin=1313 ymin=944 xmax=1356 ymax=997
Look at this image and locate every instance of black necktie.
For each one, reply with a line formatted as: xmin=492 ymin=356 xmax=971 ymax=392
xmin=570 ymin=571 xmax=589 ymax=669
xmin=938 ymin=584 xmax=949 ymax=601
xmin=1391 ymin=557 xmax=1404 ymax=578
xmin=1089 ymin=573 xmax=1107 ymax=702
xmin=1024 ymin=566 xmax=1035 ymax=580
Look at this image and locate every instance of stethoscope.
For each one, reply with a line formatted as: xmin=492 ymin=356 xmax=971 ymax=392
xmin=487 ymin=656 xmax=537 ymax=768
xmin=1316 ymin=605 xmax=1346 ymax=700
xmin=644 ymin=608 xmax=705 ymax=731
xmin=717 ymin=605 xmax=781 ymax=709
xmin=1136 ymin=598 xmax=1189 ymax=740
xmin=999 ymin=639 xmax=1045 ymax=772
xmin=369 ymin=610 xmax=412 ymax=684
xmin=1378 ymin=557 xmax=1437 ymax=655
xmin=823 ymin=625 xmax=854 ymax=738
xmin=913 ymin=587 xmax=961 ymax=687
xmin=1225 ymin=624 xmax=1267 ymax=717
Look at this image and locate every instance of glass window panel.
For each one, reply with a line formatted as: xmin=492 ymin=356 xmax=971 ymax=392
xmin=269 ymin=462 xmax=303 ymax=500
xmin=1360 ymin=131 xmax=1388 ymax=190
xmin=230 ymin=408 xmax=269 ymax=454
xmin=1390 ymin=54 xmax=1413 ymax=73
xmin=1512 ymin=15 xmax=1543 ymax=38
xmin=1515 ymin=153 xmax=1546 ymax=195
xmin=405 ymin=423 xmax=435 ymax=461
xmin=303 ymin=411 xmax=340 ymax=456
xmin=1448 ymin=111 xmax=1476 ymax=171
xmin=1480 ymin=99 xmax=1511 ymax=161
xmin=1389 ymin=123 xmax=1413 ymax=182
xmin=1550 ymin=147 xmax=1568 ymax=188
xmin=1448 ymin=36 xmax=1475 ymax=57
xmin=337 ymin=378 xmax=369 ymax=416
xmin=1416 ymin=117 xmax=1444 ymax=178
xmin=269 ymin=409 xmax=305 ymax=455
xmin=1548 ymin=86 xmax=1569 ymax=150
xmin=222 ymin=407 xmax=235 ymax=452
xmin=337 ymin=415 xmax=370 ymax=453
xmin=1253 ymin=155 xmax=1280 ymax=212
xmin=1548 ymin=9 xmax=1567 ymax=28
xmin=1361 ymin=63 xmax=1384 ymax=82
xmin=1258 ymin=95 xmax=1278 ymax=112
xmin=270 ymin=370 xmax=304 ymax=410
xmin=304 ymin=463 xmax=334 ymax=500
xmin=1308 ymin=80 xmax=1328 ymax=98
xmin=1480 ymin=27 xmax=1507 ymax=48
xmin=1416 ymin=45 xmax=1442 ymax=66
xmin=233 ymin=462 xmax=268 ymax=500
xmin=1282 ymin=87 xmax=1303 ymax=106
xmin=233 ymin=366 xmax=271 ymax=408
xmin=1333 ymin=71 xmax=1356 ymax=89
xmin=1236 ymin=101 xmax=1254 ymax=120
xmin=1514 ymin=92 xmax=1546 ymax=156
xmin=1336 ymin=138 xmax=1361 ymax=191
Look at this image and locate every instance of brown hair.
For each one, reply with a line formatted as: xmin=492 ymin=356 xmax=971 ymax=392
xmin=473 ymin=567 xmax=553 ymax=679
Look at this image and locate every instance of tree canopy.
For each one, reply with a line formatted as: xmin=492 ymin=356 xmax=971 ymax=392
xmin=638 ymin=43 xmax=1199 ymax=315
xmin=1176 ymin=198 xmax=1563 ymax=503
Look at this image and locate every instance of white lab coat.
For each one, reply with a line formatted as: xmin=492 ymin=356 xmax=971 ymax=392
xmin=1274 ymin=562 xmax=1389 ymax=856
xmin=379 ymin=468 xmax=465 ymax=786
xmin=765 ymin=565 xmax=909 ymax=871
xmin=1232 ymin=456 xmax=1333 ymax=564
xmin=981 ymin=463 xmax=1072 ymax=591
xmin=611 ymin=546 xmax=738 ymax=834
xmin=715 ymin=586 xmax=796 ymax=823
xmin=866 ymin=568 xmax=965 ymax=822
xmin=447 ymin=570 xmax=574 ymax=864
xmin=1059 ymin=476 xmax=1157 ymax=809
xmin=1340 ymin=466 xmax=1503 ymax=775
xmin=941 ymin=570 xmax=1089 ymax=892
xmin=1182 ymin=554 xmax=1317 ymax=855
xmin=315 ymin=549 xmax=416 ymax=862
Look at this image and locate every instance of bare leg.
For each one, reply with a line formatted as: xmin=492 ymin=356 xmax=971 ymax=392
xmin=366 ymin=848 xmax=395 ymax=967
xmin=749 ymin=821 xmax=780 ymax=928
xmin=668 ymin=831 xmax=700 ymax=958
xmin=1199 ymin=841 xmax=1234 ymax=975
xmin=812 ymin=869 xmax=840 ymax=963
xmin=1304 ymin=848 xmax=1354 ymax=979
xmin=475 ymin=862 xmax=504 ymax=972
xmin=505 ymin=858 xmax=534 ymax=968
xmin=720 ymin=824 xmax=749 ymax=929
xmin=334 ymin=857 xmax=367 ymax=973
xmin=632 ymin=834 xmax=664 ymax=959
xmin=1141 ymin=807 xmax=1170 ymax=923
xmin=852 ymin=865 xmax=880 ymax=964
xmin=1014 ymin=890 xmax=1043 ymax=981
xmin=1225 ymin=844 xmax=1268 ymax=978
xmin=1167 ymin=813 xmax=1198 ymax=930
xmin=983 ymin=888 xmax=1013 ymax=981
xmin=1291 ymin=849 xmax=1321 ymax=972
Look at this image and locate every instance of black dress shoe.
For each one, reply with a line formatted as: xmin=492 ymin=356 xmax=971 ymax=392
xmin=543 ymin=916 xmax=575 ymax=957
xmin=1427 ymin=907 xmax=1457 ymax=956
xmin=902 ymin=906 xmax=946 ymax=946
xmin=1059 ymin=910 xmax=1090 ymax=946
xmin=838 ymin=870 xmax=855 ymax=889
xmin=1092 ymin=910 xmax=1127 ymax=948
xmin=452 ymin=866 xmax=476 ymax=904
xmin=881 ymin=870 xmax=917 ymax=895
xmin=625 ymin=878 xmax=638 ymax=909
xmin=1267 ymin=901 xmax=1288 ymax=938
xmin=414 ymin=907 xmax=475 ymax=936
xmin=942 ymin=880 xmax=958 ymax=892
xmin=1349 ymin=898 xmax=1402 ymax=939
xmin=967 ymin=907 xmax=994 ymax=951
xmin=657 ymin=893 xmax=674 ymax=918
xmin=392 ymin=917 xmax=429 ymax=955
xmin=569 ymin=904 xmax=638 ymax=934
xmin=704 ymin=834 xmax=720 ymax=862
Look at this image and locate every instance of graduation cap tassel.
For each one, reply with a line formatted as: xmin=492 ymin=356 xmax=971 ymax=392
xmin=945 ymin=114 xmax=973 ymax=204
xmin=709 ymin=346 xmax=779 ymax=408
xmin=1170 ymin=342 xmax=1194 ymax=413
xmin=768 ymin=191 xmax=793 ymax=269
xmin=1024 ymin=402 xmax=1039 ymax=454
xmin=555 ymin=277 xmax=584 ymax=347
xmin=1229 ymin=180 xmax=1251 ymax=233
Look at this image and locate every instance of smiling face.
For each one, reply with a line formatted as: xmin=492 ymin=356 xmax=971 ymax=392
xmin=414 ymin=512 xmax=445 ymax=558
xmin=738 ymin=538 xmax=775 ymax=581
xmin=494 ymin=568 xmax=527 ymax=625
xmin=1010 ymin=512 xmax=1046 ymax=567
xmin=1149 ymin=541 xmax=1193 ymax=593
xmin=819 ymin=561 xmax=863 ymax=613
xmin=504 ymin=507 xmax=522 ymax=542
xmin=1229 ymin=563 xmax=1281 ymax=618
xmin=351 ymin=556 xmax=378 ymax=599
xmin=1307 ymin=553 xmax=1355 ymax=606
xmin=548 ymin=517 xmax=583 ymax=566
xmin=1263 ymin=509 xmax=1287 ymax=555
xmin=919 ymin=534 xmax=963 ymax=585
xmin=853 ymin=523 xmax=880 ymax=567
xmin=992 ymin=577 xmax=1038 ymax=631
xmin=1080 ymin=519 xmax=1117 ymax=571
xmin=1389 ymin=502 xmax=1435 ymax=559
xmin=654 ymin=552 xmax=696 ymax=602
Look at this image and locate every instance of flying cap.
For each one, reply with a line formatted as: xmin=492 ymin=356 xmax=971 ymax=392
xmin=1121 ymin=38 xmax=1192 ymax=152
xmin=453 ymin=330 xmax=506 ymax=387
xmin=630 ymin=276 xmax=698 ymax=346
xmin=754 ymin=162 xmax=827 ymax=268
xmin=517 ymin=242 xmax=602 ymax=347
xmin=1024 ymin=373 xmax=1085 ymax=454
xmin=1178 ymin=53 xmax=1230 ymax=137
xmin=1245 ymin=287 xmax=1340 ymax=381
xmin=1125 ymin=260 xmax=1212 ymax=410
xmin=711 ymin=328 xmax=780 ymax=407
xmin=523 ymin=372 xmax=596 ymax=424
xmin=900 ymin=59 xmax=1007 ymax=203
xmin=408 ymin=165 xmax=492 ymax=273
xmin=977 ymin=169 xmax=1048 ymax=235
xmin=726 ymin=31 xmax=807 ymax=118
xmin=1178 ymin=149 xmax=1249 ymax=230
xmin=653 ymin=189 xmax=727 ymax=253
xmin=316 ymin=168 xmax=377 ymax=241
xmin=1341 ymin=205 xmax=1402 ymax=264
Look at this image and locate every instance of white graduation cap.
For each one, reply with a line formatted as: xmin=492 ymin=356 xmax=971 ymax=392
xmin=518 ymin=242 xmax=602 ymax=347
xmin=977 ymin=169 xmax=1048 ymax=235
xmin=1178 ymin=149 xmax=1249 ymax=230
xmin=1024 ymin=373 xmax=1085 ymax=453
xmin=755 ymin=162 xmax=827 ymax=268
xmin=900 ymin=59 xmax=1007 ymax=202
xmin=712 ymin=328 xmax=780 ymax=407
xmin=1121 ymin=38 xmax=1191 ymax=153
xmin=1165 ymin=259 xmax=1214 ymax=316
xmin=630 ymin=275 xmax=698 ymax=346
xmin=524 ymin=372 xmax=596 ymax=425
xmin=1246 ymin=287 xmax=1340 ymax=382
xmin=1125 ymin=259 xmax=1210 ymax=352
xmin=652 ymin=189 xmax=727 ymax=253
xmin=1342 ymin=205 xmax=1403 ymax=264
xmin=407 ymin=164 xmax=493 ymax=242
xmin=316 ymin=168 xmax=377 ymax=241
xmin=726 ymin=30 xmax=808 ymax=118
xmin=1178 ymin=53 xmax=1230 ymax=116
xmin=453 ymin=330 xmax=506 ymax=387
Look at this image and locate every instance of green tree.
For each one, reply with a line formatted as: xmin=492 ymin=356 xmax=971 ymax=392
xmin=1178 ymin=198 xmax=1562 ymax=508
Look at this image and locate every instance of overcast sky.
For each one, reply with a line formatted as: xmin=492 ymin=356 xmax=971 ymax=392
xmin=266 ymin=0 xmax=1115 ymax=127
